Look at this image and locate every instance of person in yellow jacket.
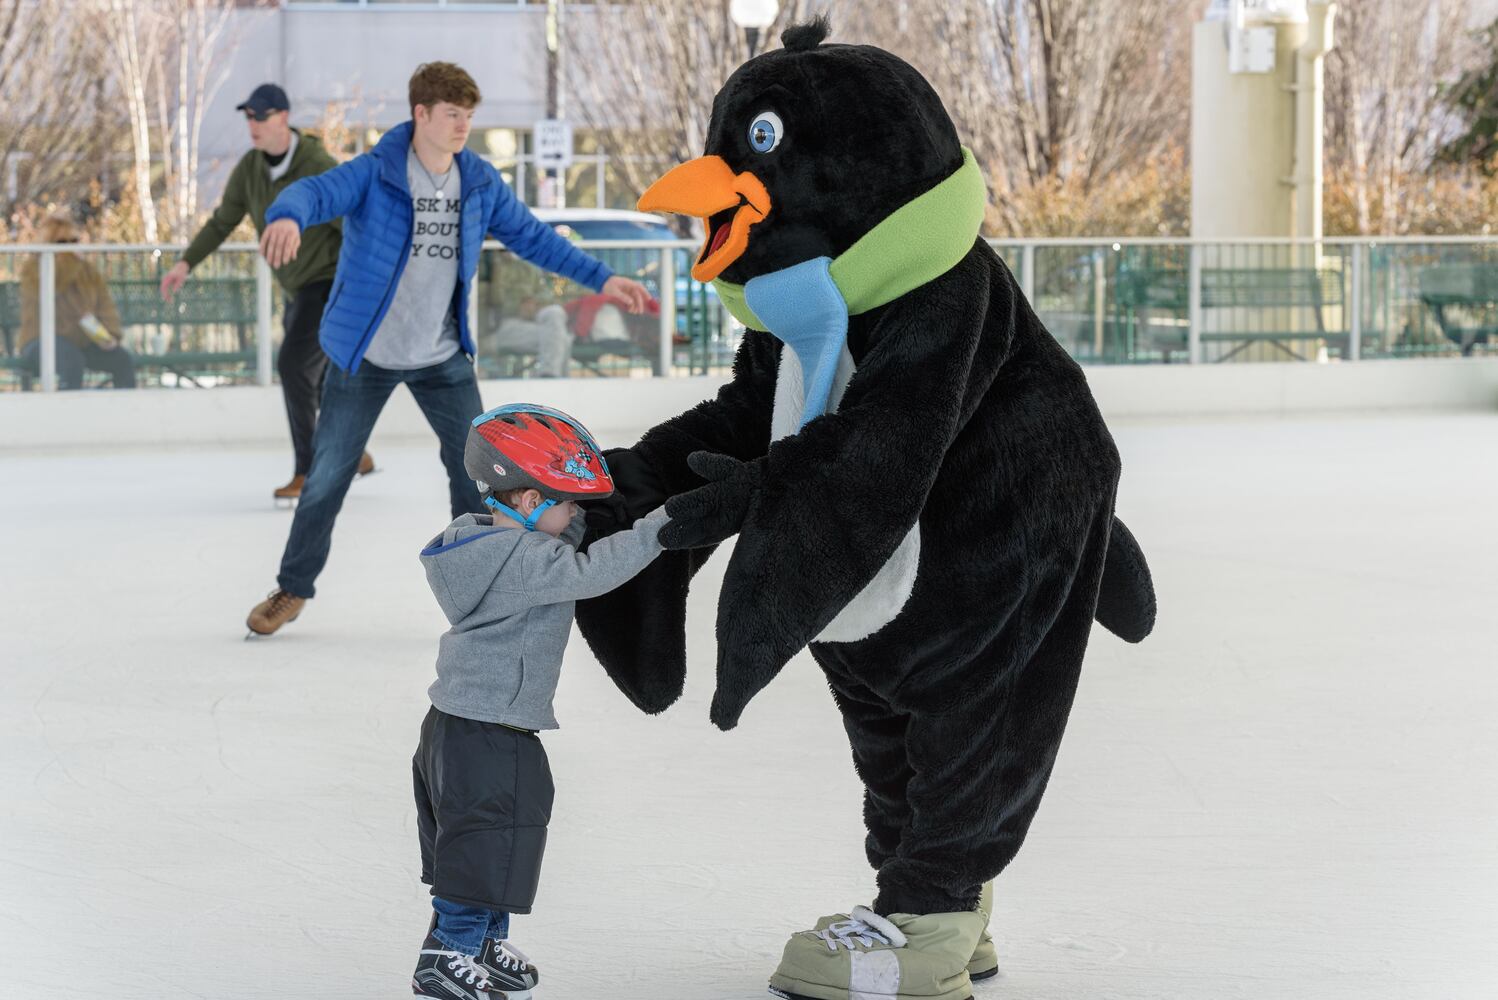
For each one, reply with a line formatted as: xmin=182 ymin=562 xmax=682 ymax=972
xmin=18 ymin=213 xmax=136 ymax=390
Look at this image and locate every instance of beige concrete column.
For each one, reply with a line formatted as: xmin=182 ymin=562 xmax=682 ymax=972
xmin=1191 ymin=7 xmax=1305 ymax=239
xmin=1291 ymin=3 xmax=1337 ymax=243
xmin=1190 ymin=1 xmax=1340 ymax=361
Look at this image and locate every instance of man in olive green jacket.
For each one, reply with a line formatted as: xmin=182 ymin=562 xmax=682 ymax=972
xmin=161 ymin=83 xmax=372 ymax=500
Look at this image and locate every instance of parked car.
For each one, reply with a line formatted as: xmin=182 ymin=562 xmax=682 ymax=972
xmin=531 ymin=208 xmax=682 ymax=243
xmin=530 ymin=209 xmax=728 ymax=357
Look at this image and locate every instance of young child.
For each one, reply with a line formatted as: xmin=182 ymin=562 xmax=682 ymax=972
xmin=411 ymin=402 xmax=668 ymax=1000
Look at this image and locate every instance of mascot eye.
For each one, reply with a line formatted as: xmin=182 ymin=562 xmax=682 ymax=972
xmin=748 ymin=111 xmax=784 ymax=153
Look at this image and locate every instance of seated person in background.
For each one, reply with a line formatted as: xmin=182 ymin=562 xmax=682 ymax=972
xmin=18 ymin=213 xmax=136 ymax=389
xmin=563 ymin=290 xmax=659 ymax=344
xmin=493 ymin=295 xmax=571 ymax=377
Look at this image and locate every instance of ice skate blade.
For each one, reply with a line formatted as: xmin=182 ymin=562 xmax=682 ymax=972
xmin=244 ymin=613 xmax=298 ymax=640
xmin=273 ymin=497 xmax=298 ymax=509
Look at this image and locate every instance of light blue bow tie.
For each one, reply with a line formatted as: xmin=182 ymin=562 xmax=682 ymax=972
xmin=744 ymin=257 xmax=849 ymax=429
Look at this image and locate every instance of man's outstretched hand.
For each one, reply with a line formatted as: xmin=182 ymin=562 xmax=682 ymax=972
xmin=160 ymin=261 xmax=190 ymax=301
xmin=602 ymin=275 xmax=655 ymax=314
xmin=660 ymin=451 xmax=762 ymax=550
xmin=259 ymin=219 xmax=302 ymax=269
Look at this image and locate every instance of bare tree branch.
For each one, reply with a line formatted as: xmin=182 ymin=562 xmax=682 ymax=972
xmin=840 ymin=0 xmax=1192 ymax=234
xmin=562 ymin=0 xmax=819 ymax=232
xmin=1325 ymin=0 xmax=1483 ymax=234
xmin=94 ymin=0 xmax=243 ymax=241
xmin=0 ymin=0 xmax=125 ymax=225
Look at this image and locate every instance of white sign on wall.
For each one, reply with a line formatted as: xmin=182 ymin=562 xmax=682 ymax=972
xmin=1228 ymin=26 xmax=1276 ymax=74
xmin=534 ymin=119 xmax=574 ymax=170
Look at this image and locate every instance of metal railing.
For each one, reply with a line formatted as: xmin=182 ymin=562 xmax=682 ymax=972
xmin=987 ymin=236 xmax=1498 ymax=366
xmin=4 ymin=236 xmax=1497 ymax=392
xmin=0 ymin=239 xmax=736 ymax=391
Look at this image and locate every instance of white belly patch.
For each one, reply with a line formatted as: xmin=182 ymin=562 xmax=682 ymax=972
xmin=770 ymin=347 xmax=921 ymax=645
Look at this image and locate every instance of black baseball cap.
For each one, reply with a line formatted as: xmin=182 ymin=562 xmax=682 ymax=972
xmin=236 ymin=83 xmax=290 ymax=116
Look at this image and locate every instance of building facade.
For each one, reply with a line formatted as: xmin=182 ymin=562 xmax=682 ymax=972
xmin=202 ymin=0 xmax=637 ymax=208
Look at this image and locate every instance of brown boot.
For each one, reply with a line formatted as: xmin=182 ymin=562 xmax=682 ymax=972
xmin=273 ymin=474 xmax=306 ymax=501
xmin=246 ymin=589 xmax=306 ymax=637
xmin=357 ymin=451 xmax=377 ymax=477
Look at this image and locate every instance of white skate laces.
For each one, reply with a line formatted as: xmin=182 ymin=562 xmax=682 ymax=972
xmin=445 ymin=953 xmax=490 ymax=988
xmin=494 ymin=940 xmax=530 ymax=972
xmin=808 ymin=906 xmax=909 ymax=952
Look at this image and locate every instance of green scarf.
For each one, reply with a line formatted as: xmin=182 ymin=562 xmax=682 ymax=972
xmin=712 ymin=147 xmax=987 ymax=332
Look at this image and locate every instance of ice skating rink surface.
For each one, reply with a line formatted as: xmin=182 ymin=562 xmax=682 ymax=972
xmin=3 ymin=414 xmax=1496 ymax=1000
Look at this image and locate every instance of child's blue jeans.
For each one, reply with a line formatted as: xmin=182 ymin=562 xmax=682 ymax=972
xmin=433 ymin=896 xmax=510 ymax=956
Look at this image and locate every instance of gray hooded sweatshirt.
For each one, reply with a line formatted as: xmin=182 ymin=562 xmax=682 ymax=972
xmin=420 ymin=510 xmax=666 ymax=731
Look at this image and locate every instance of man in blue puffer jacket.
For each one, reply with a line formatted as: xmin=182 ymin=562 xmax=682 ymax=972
xmin=246 ymin=61 xmax=653 ymax=637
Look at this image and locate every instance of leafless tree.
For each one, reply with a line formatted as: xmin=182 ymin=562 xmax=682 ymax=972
xmin=1325 ymin=0 xmax=1484 ymax=234
xmin=565 ymin=0 xmax=1193 ymax=236
xmin=0 ymin=0 xmax=124 ymax=225
xmin=99 ymin=0 xmax=240 ymax=242
xmin=562 ymin=0 xmax=824 ymax=230
xmin=833 ymin=0 xmax=1195 ymax=234
xmin=102 ymin=0 xmax=164 ymax=240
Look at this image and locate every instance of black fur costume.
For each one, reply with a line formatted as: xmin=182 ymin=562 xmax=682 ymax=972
xmin=578 ymin=20 xmax=1156 ymax=917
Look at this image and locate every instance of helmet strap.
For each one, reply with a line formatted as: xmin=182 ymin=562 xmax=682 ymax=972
xmin=484 ymin=495 xmax=556 ymax=532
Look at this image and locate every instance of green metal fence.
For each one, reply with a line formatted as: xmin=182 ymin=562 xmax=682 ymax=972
xmin=989 ymin=238 xmax=1498 ymax=366
xmin=0 ymin=240 xmax=736 ymax=391
xmin=5 ymin=237 xmax=1496 ymax=391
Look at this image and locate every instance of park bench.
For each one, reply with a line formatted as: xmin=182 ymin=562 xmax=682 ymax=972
xmin=0 ymin=276 xmax=257 ymax=389
xmin=114 ymin=277 xmax=258 ymax=386
xmin=1417 ymin=263 xmax=1498 ymax=356
xmin=1113 ymin=263 xmax=1189 ymax=361
xmin=1115 ymin=265 xmax=1346 ymax=362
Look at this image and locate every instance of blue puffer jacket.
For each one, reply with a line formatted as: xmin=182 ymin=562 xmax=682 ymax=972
xmin=265 ymin=122 xmax=613 ymax=373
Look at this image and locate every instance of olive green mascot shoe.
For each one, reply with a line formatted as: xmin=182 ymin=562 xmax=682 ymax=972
xmin=967 ymin=882 xmax=998 ymax=980
xmin=768 ymin=906 xmax=987 ymax=1000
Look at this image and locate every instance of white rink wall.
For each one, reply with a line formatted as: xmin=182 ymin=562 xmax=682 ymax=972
xmin=2 ymin=358 xmax=1497 ymax=453
xmin=0 ymin=375 xmax=724 ymax=453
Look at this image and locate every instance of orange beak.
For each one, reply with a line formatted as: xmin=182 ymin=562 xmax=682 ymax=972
xmin=638 ymin=156 xmax=771 ymax=283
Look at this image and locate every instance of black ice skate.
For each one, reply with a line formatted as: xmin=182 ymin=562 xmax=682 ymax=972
xmin=412 ymin=932 xmax=493 ymax=1000
xmin=477 ymin=936 xmax=539 ymax=996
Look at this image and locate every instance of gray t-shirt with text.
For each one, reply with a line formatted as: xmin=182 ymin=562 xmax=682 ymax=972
xmin=362 ymin=147 xmax=464 ymax=370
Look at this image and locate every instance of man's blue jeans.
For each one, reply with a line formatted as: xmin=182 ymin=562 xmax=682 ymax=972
xmin=277 ymin=351 xmax=485 ymax=598
xmin=433 ymin=896 xmax=509 ymax=956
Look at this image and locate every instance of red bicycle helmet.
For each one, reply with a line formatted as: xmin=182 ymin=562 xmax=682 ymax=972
xmin=464 ymin=404 xmax=613 ymax=528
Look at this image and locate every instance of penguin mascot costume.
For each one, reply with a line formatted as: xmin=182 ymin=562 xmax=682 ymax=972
xmin=577 ymin=19 xmax=1157 ymax=1000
